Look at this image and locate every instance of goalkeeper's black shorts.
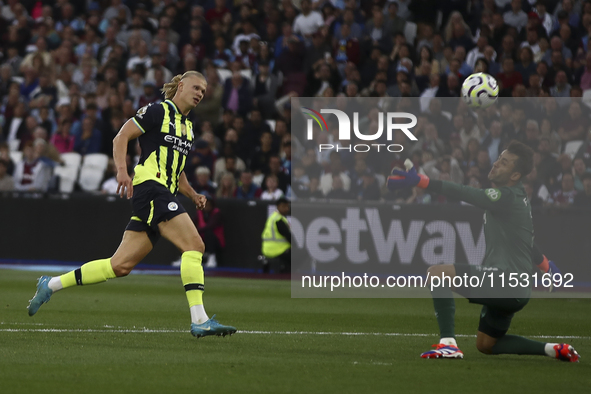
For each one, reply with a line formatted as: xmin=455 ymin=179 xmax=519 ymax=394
xmin=454 ymin=264 xmax=530 ymax=338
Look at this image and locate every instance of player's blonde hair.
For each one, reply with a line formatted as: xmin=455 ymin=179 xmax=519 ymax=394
xmin=161 ymin=71 xmax=205 ymax=100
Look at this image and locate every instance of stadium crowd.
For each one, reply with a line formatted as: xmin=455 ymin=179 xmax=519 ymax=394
xmin=0 ymin=0 xmax=590 ymax=207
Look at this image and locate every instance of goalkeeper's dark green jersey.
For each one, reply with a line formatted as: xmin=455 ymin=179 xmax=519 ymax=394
xmin=427 ymin=180 xmax=534 ymax=276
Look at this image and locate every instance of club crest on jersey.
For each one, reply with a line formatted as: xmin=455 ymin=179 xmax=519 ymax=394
xmin=168 ymin=202 xmax=178 ymax=211
xmin=485 ymin=188 xmax=501 ymax=201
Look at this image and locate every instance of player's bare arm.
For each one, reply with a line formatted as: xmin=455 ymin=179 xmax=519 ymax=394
xmin=113 ymin=119 xmax=143 ymax=199
xmin=178 ymin=171 xmax=206 ymax=210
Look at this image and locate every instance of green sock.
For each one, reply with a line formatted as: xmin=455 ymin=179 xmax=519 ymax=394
xmin=491 ymin=335 xmax=546 ymax=355
xmin=60 ymin=258 xmax=116 ymax=288
xmin=432 ymin=285 xmax=455 ymax=338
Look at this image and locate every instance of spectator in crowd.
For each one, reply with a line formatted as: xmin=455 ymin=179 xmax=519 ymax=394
xmin=214 ymin=143 xmax=246 ymax=182
xmin=481 ymin=120 xmax=505 ymax=165
xmin=261 ymin=173 xmax=284 ymax=201
xmin=558 ymin=101 xmax=587 ymax=142
xmin=524 ymin=119 xmax=542 ymax=151
xmin=263 ymin=155 xmax=290 ymax=194
xmin=357 ymin=170 xmax=381 ymax=201
xmin=573 ymin=157 xmax=589 ymax=192
xmin=235 ymin=170 xmax=262 ymax=199
xmin=325 ymin=174 xmax=352 ymax=200
xmin=216 ymin=172 xmax=237 ymax=199
xmin=188 ymin=139 xmax=216 ymax=183
xmin=523 ymin=178 xmax=544 ymax=207
xmin=3 ymin=101 xmax=29 ymax=149
xmin=548 ymin=171 xmax=577 ymax=207
xmin=74 ymin=117 xmax=102 ymax=155
xmin=193 ymin=68 xmax=224 ymax=125
xmin=319 ymin=151 xmax=351 ymax=196
xmin=458 ymin=114 xmax=481 ymax=151
xmin=497 ymin=58 xmax=523 ymax=95
xmin=192 ymin=166 xmax=217 ymax=197
xmin=193 ymin=196 xmax=225 ymax=268
xmin=412 ymin=123 xmax=445 ymax=158
xmin=574 ymin=172 xmax=591 ymax=207
xmin=13 ymin=141 xmax=51 ymax=192
xmin=221 ymin=71 xmax=252 ymax=117
xmin=291 ymin=160 xmax=310 ymax=199
xmin=516 ymin=47 xmax=537 ymax=86
xmin=503 ymin=0 xmax=528 ymax=33
xmin=0 ymin=159 xmax=14 ymax=191
xmin=550 ymin=70 xmax=572 ymax=99
xmin=292 ymin=0 xmax=323 ymax=39
xmin=218 ymin=155 xmax=241 ymax=185
xmin=575 ymin=127 xmax=591 ymax=167
xmin=252 ymin=61 xmax=279 ymax=119
xmin=250 ymin=130 xmax=275 ymax=176
xmin=0 ymin=143 xmax=15 ymax=176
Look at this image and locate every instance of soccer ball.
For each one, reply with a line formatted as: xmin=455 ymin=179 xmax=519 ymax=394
xmin=461 ymin=72 xmax=499 ymax=109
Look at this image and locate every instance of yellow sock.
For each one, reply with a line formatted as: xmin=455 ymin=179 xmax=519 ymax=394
xmin=60 ymin=259 xmax=116 ymax=288
xmin=180 ymin=251 xmax=204 ymax=307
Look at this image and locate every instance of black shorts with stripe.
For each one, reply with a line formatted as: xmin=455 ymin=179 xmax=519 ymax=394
xmin=125 ymin=180 xmax=186 ymax=245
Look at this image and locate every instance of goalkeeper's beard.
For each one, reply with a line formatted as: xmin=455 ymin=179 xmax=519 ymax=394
xmin=488 ymin=168 xmax=509 ymax=187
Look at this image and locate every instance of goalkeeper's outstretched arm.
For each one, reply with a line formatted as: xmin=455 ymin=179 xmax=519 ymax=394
xmin=423 ymin=180 xmax=514 ymax=212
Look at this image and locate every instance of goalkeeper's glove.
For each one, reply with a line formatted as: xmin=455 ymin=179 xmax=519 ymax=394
xmin=387 ymin=162 xmax=430 ymax=190
xmin=536 ymin=256 xmax=560 ymax=292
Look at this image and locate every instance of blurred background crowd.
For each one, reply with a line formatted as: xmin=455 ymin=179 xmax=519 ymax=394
xmin=0 ymin=0 xmax=590 ymax=208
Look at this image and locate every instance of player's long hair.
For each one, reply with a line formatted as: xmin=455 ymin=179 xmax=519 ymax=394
xmin=161 ymin=71 xmax=205 ymax=100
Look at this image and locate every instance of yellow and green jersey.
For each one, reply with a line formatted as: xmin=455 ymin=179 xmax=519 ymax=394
xmin=132 ymin=100 xmax=195 ymax=195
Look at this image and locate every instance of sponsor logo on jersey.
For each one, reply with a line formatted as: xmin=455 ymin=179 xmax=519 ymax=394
xmin=164 ymin=134 xmax=192 ymax=155
xmin=485 ymin=188 xmax=501 ymax=201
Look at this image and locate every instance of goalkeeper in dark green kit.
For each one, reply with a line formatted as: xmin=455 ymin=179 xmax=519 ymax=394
xmin=388 ymin=141 xmax=580 ymax=362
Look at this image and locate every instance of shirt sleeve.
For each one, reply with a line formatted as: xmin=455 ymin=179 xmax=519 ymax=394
xmin=132 ymin=102 xmax=163 ymax=134
xmin=426 ymin=180 xmax=513 ymax=212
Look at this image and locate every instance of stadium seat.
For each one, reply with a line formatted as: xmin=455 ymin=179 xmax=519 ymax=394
xmin=62 ymin=152 xmax=82 ymax=168
xmin=404 ymin=22 xmax=417 ymax=45
xmin=564 ymin=140 xmax=583 ymax=159
xmin=217 ymin=68 xmax=232 ymax=83
xmin=78 ymin=153 xmax=109 ymax=192
xmin=54 ymin=153 xmax=82 ymax=193
xmin=9 ymin=150 xmax=22 ymax=164
xmin=239 ymin=69 xmax=252 ymax=82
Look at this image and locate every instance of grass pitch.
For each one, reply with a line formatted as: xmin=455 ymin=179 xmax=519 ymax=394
xmin=1 ymin=269 xmax=590 ymax=394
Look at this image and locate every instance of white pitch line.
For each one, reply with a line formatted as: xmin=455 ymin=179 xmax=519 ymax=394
xmin=0 ymin=328 xmax=589 ymax=340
